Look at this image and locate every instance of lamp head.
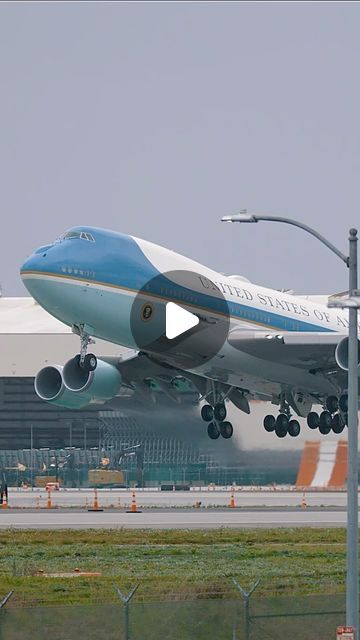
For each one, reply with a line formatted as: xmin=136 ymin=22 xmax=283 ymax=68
xmin=221 ymin=209 xmax=258 ymax=223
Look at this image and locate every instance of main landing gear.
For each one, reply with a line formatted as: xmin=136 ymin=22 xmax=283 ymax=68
xmin=73 ymin=326 xmax=98 ymax=373
xmin=307 ymin=394 xmax=347 ymax=435
xmin=263 ymin=412 xmax=300 ymax=439
xmin=262 ymin=393 xmax=348 ymax=439
xmin=201 ymin=402 xmax=234 ymax=440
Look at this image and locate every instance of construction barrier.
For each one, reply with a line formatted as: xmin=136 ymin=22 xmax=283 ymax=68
xmin=296 ymin=440 xmax=347 ymax=488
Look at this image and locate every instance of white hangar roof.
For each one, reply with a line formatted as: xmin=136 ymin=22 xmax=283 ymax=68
xmin=0 ymin=297 xmax=125 ymax=377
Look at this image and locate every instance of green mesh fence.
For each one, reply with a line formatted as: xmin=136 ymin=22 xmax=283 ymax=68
xmin=0 ymin=594 xmax=348 ymax=640
xmin=248 ymin=593 xmax=346 ymax=640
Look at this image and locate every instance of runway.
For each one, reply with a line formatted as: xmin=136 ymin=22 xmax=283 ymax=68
xmin=7 ymin=488 xmax=348 ymax=509
xmin=0 ymin=507 xmax=350 ymax=529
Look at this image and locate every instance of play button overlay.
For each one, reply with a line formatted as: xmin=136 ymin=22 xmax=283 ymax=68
xmin=130 ymin=269 xmax=230 ymax=370
xmin=166 ymin=302 xmax=199 ymax=339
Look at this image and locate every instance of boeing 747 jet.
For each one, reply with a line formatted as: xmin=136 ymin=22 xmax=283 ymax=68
xmin=20 ymin=227 xmax=355 ymax=440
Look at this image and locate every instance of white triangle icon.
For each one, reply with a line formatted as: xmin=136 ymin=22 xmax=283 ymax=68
xmin=166 ymin=302 xmax=199 ymax=340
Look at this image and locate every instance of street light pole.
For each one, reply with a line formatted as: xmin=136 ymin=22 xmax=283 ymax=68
xmin=347 ymin=228 xmax=358 ymax=632
xmin=222 ymin=211 xmax=359 ymax=636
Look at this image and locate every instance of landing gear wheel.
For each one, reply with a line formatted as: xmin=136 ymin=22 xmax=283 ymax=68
xmin=84 ymin=353 xmax=97 ymax=372
xmin=276 ymin=414 xmax=289 ymax=430
xmin=219 ymin=421 xmax=233 ymax=439
xmin=319 ymin=410 xmax=332 ymax=429
xmin=319 ymin=411 xmax=332 ymax=434
xmin=275 ymin=414 xmax=288 ymax=438
xmin=207 ymin=422 xmax=220 ymax=440
xmin=214 ymin=403 xmax=227 ymax=422
xmin=326 ymin=395 xmax=339 ymax=414
xmin=288 ymin=419 xmax=301 ymax=437
xmin=339 ymin=394 xmax=348 ymax=413
xmin=307 ymin=412 xmax=320 ymax=430
xmin=331 ymin=413 xmax=345 ymax=434
xmin=263 ymin=415 xmax=276 ymax=432
xmin=319 ymin=423 xmax=331 ymax=435
xmin=201 ymin=405 xmax=214 ymax=422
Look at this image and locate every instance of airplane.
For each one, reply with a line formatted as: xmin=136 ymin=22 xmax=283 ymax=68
xmin=20 ymin=226 xmax=355 ymax=441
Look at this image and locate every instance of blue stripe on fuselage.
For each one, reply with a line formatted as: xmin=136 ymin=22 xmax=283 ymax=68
xmin=21 ymin=226 xmax=335 ymax=334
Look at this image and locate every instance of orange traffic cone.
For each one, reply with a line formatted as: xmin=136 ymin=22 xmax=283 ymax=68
xmin=229 ymin=492 xmax=235 ymax=509
xmin=131 ymin=492 xmax=137 ymax=512
xmin=47 ymin=490 xmax=52 ymax=509
xmin=88 ymin=488 xmax=103 ymax=512
xmin=301 ymin=492 xmax=307 ymax=509
xmin=2 ymin=492 xmax=8 ymax=509
xmin=126 ymin=491 xmax=142 ymax=513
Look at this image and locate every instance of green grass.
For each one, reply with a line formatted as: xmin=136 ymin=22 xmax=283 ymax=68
xmin=0 ymin=528 xmax=347 ymax=607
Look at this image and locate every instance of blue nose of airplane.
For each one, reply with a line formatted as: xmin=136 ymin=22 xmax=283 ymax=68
xmin=20 ymin=240 xmax=60 ymax=302
xmin=21 ymin=248 xmax=49 ymax=274
xmin=20 ymin=244 xmax=52 ymax=278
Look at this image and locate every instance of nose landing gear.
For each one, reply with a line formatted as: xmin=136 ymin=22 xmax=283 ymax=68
xmin=72 ymin=325 xmax=98 ymax=373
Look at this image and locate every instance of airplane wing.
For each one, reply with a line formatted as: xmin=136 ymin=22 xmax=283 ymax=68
xmin=228 ymin=329 xmax=345 ymax=372
xmin=96 ymin=330 xmax=350 ymax=418
xmin=102 ymin=351 xmax=200 ymax=406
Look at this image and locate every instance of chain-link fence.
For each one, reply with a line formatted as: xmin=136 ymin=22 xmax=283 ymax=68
xmin=0 ymin=593 xmax=348 ymax=640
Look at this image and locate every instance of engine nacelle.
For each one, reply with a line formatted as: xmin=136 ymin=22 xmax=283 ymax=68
xmin=335 ymin=337 xmax=360 ymax=371
xmin=34 ymin=365 xmax=90 ymax=408
xmin=35 ymin=359 xmax=122 ymax=408
xmin=62 ymin=357 xmax=122 ymax=401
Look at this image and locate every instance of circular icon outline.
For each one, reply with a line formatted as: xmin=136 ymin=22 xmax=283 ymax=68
xmin=130 ymin=269 xmax=230 ymax=370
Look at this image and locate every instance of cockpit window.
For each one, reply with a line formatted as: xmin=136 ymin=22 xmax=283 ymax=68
xmin=82 ymin=232 xmax=95 ymax=242
xmin=61 ymin=231 xmax=95 ymax=242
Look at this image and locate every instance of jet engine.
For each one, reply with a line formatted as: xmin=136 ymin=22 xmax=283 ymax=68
xmin=62 ymin=357 xmax=122 ymax=398
xmin=35 ymin=359 xmax=122 ymax=408
xmin=335 ymin=337 xmax=360 ymax=371
xmin=35 ymin=365 xmax=90 ymax=408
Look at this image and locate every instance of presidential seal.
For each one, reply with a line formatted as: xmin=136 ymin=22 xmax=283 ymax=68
xmin=141 ymin=302 xmax=154 ymax=322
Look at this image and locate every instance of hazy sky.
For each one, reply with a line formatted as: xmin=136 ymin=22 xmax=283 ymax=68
xmin=1 ymin=2 xmax=359 ymax=296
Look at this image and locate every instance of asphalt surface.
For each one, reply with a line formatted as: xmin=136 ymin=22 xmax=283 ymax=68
xmin=0 ymin=488 xmax=350 ymax=529
xmin=0 ymin=507 xmax=351 ymax=529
